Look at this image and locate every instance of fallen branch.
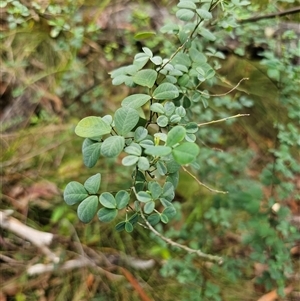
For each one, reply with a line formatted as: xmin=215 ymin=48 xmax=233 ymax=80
xmin=0 ymin=210 xmax=58 ymax=262
xmin=140 ymin=210 xmax=223 ymax=264
xmin=239 ymin=6 xmax=300 ymax=23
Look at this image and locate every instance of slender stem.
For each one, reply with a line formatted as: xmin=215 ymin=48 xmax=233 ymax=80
xmin=198 ymin=113 xmax=250 ymax=127
xmin=181 ymin=166 xmax=228 ymax=194
xmin=197 ymin=78 xmax=249 ymax=97
xmin=140 ymin=210 xmax=223 ymax=264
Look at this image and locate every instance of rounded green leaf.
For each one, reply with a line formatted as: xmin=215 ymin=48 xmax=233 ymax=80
xmin=196 ymin=8 xmax=212 ymax=20
xmin=176 ymin=9 xmax=195 ymax=21
xmin=177 ymin=1 xmax=197 ymax=10
xmin=160 ymin=213 xmax=169 ymax=224
xmin=122 ymin=94 xmax=151 ymax=109
xmin=75 ymin=116 xmax=111 ymax=138
xmin=84 ymin=173 xmax=101 ymax=194
xmin=186 ymin=122 xmax=199 ymax=133
xmin=101 ymin=135 xmax=125 ymax=158
xmin=142 ymin=47 xmax=153 ymax=57
xmin=134 ymin=127 xmax=148 ymax=142
xmin=199 ymin=27 xmax=216 ymax=41
xmin=114 ymin=107 xmax=140 ymax=136
xmin=153 ymin=83 xmax=179 ymax=100
xmin=144 ymin=145 xmax=172 ymax=157
xmin=148 ymin=182 xmax=162 ymax=200
xmin=169 ymin=114 xmax=181 ymax=124
xmin=116 ymin=190 xmax=130 ymax=209
xmin=163 ymin=206 xmax=177 ymax=219
xmin=162 ymin=182 xmax=175 ymax=201
xmin=136 ymin=191 xmax=152 ymax=203
xmin=77 ymin=195 xmax=98 ymax=223
xmin=99 ymin=192 xmax=116 ymax=208
xmin=172 ymin=142 xmax=200 ymax=164
xmin=124 ymin=143 xmax=142 ymax=156
xmin=125 ymin=221 xmax=134 ymax=232
xmin=97 ymin=208 xmax=118 ymax=222
xmin=138 ymin=157 xmax=150 ymax=171
xmin=166 ymin=126 xmax=186 ymax=147
xmin=64 ymin=181 xmax=88 ymax=205
xmin=150 ymin=103 xmax=165 ymax=114
xmin=157 ymin=115 xmax=169 ymax=127
xmin=147 ymin=213 xmax=161 ymax=226
xmin=150 ymin=56 xmax=163 ymax=65
xmin=144 ymin=201 xmax=155 ymax=214
xmin=82 ymin=141 xmax=102 ymax=168
xmin=133 ymin=69 xmax=157 ymax=88
xmin=122 ymin=155 xmax=139 ymax=166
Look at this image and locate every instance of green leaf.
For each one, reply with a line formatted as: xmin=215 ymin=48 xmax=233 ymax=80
xmin=150 ymin=56 xmax=163 ymax=65
xmin=140 ymin=139 xmax=154 ymax=148
xmin=99 ymin=192 xmax=116 ymax=209
xmin=138 ymin=157 xmax=150 ymax=170
xmin=164 ymin=102 xmax=176 ymax=116
xmin=82 ymin=139 xmax=102 ymax=168
xmin=133 ymin=69 xmax=157 ymax=88
xmin=177 ymin=1 xmax=197 ymax=10
xmin=148 ymin=182 xmax=162 ymax=200
xmin=156 ymin=161 xmax=167 ymax=175
xmin=196 ymin=8 xmax=212 ymax=19
xmin=77 ymin=195 xmax=98 ymax=223
xmin=150 ymin=103 xmax=165 ymax=114
xmin=172 ymin=142 xmax=199 ymax=164
xmin=115 ymin=107 xmax=140 ymax=136
xmin=75 ymin=116 xmax=111 ymax=138
xmin=134 ymin=127 xmax=148 ymax=142
xmin=166 ymin=126 xmax=186 ymax=147
xmin=153 ymin=83 xmax=179 ymax=100
xmin=115 ymin=221 xmax=126 ymax=232
xmin=147 ymin=213 xmax=161 ymax=226
xmin=64 ymin=181 xmax=88 ymax=205
xmin=199 ymin=27 xmax=216 ymax=41
xmin=186 ymin=122 xmax=199 ymax=133
xmin=170 ymin=115 xmax=181 ymax=124
xmin=163 ymin=206 xmax=177 ymax=219
xmin=136 ymin=191 xmax=152 ymax=203
xmin=97 ymin=208 xmax=118 ymax=222
xmin=122 ymin=155 xmax=139 ymax=166
xmin=144 ymin=145 xmax=172 ymax=157
xmin=166 ymin=171 xmax=180 ymax=188
xmin=162 ymin=182 xmax=175 ymax=201
xmin=115 ymin=190 xmax=130 ymax=209
xmin=160 ymin=213 xmax=169 ymax=224
xmin=165 ymin=158 xmax=181 ymax=173
xmin=144 ymin=201 xmax=155 ymax=214
xmin=134 ymin=32 xmax=156 ymax=40
xmin=142 ymin=47 xmax=153 ymax=57
xmin=176 ymin=8 xmax=195 ymax=21
xmin=101 ymin=135 xmax=125 ymax=157
xmin=122 ymin=94 xmax=151 ymax=109
xmin=125 ymin=221 xmax=134 ymax=232
xmin=157 ymin=115 xmax=169 ymax=127
xmin=84 ymin=173 xmax=101 ymax=194
xmin=124 ymin=143 xmax=142 ymax=156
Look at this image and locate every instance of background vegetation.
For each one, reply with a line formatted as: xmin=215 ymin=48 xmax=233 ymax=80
xmin=1 ymin=0 xmax=299 ymax=300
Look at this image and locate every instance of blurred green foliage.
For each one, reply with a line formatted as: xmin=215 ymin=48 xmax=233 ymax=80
xmin=1 ymin=0 xmax=299 ymax=300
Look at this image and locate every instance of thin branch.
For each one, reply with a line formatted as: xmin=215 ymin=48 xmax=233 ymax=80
xmin=239 ymin=6 xmax=300 ymax=24
xmin=198 ymin=78 xmax=249 ymax=97
xmin=0 ymin=210 xmax=59 ymax=263
xmin=198 ymin=113 xmax=250 ymax=127
xmin=140 ymin=210 xmax=223 ymax=264
xmin=181 ymin=166 xmax=228 ymax=194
